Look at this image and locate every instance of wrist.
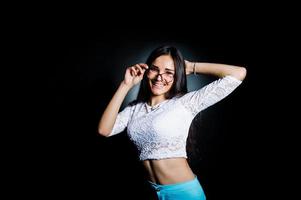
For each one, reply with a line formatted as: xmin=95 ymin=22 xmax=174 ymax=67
xmin=188 ymin=62 xmax=196 ymax=75
xmin=192 ymin=62 xmax=196 ymax=75
xmin=120 ymin=81 xmax=133 ymax=90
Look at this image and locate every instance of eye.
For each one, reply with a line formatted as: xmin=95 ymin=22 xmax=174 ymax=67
xmin=150 ymin=66 xmax=159 ymax=72
xmin=166 ymin=72 xmax=174 ymax=76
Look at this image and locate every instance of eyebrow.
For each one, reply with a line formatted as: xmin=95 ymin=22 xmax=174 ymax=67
xmin=152 ymin=64 xmax=175 ymax=71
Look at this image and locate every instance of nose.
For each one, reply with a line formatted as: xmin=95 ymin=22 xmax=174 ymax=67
xmin=155 ymin=74 xmax=163 ymax=81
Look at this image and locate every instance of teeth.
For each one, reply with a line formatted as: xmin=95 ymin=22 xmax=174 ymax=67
xmin=153 ymin=82 xmax=164 ymax=86
xmin=153 ymin=83 xmax=163 ymax=88
xmin=151 ymin=81 xmax=165 ymax=89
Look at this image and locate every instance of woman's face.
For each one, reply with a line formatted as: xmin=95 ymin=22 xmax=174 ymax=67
xmin=147 ymin=55 xmax=175 ymax=97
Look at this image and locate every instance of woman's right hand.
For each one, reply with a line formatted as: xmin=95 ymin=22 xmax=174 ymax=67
xmin=123 ymin=63 xmax=148 ymax=87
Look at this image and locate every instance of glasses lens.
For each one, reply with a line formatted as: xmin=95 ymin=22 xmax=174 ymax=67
xmin=147 ymin=68 xmax=174 ymax=83
xmin=162 ymin=74 xmax=173 ymax=83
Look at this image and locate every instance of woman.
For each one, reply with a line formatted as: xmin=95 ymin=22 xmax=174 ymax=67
xmin=98 ymin=45 xmax=246 ymax=199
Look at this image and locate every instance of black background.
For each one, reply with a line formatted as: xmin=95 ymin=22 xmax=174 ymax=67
xmin=44 ymin=31 xmax=265 ymax=200
xmin=15 ymin=6 xmax=291 ymax=199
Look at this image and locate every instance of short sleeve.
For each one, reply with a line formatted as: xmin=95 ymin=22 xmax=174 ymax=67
xmin=108 ymin=105 xmax=133 ymax=137
xmin=179 ymin=75 xmax=242 ymax=117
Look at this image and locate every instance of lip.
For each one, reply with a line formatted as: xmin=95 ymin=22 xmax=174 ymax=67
xmin=151 ymin=81 xmax=165 ymax=89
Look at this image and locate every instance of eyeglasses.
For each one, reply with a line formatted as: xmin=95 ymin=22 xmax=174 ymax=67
xmin=147 ymin=66 xmax=175 ymax=83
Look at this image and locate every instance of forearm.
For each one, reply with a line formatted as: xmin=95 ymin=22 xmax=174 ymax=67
xmin=187 ymin=62 xmax=247 ymax=81
xmin=98 ymin=81 xmax=132 ymax=136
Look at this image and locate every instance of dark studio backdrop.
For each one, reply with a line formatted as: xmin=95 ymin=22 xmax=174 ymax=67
xmin=2 ymin=2 xmax=293 ymax=198
xmin=43 ymin=23 xmax=276 ymax=199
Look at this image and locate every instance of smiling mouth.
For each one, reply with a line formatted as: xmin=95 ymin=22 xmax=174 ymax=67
xmin=151 ymin=80 xmax=165 ymax=89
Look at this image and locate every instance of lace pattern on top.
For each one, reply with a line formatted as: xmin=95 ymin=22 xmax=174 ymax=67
xmin=127 ymin=101 xmax=188 ymax=160
xmin=108 ymin=75 xmax=242 ymax=160
xmin=180 ymin=75 xmax=242 ymax=117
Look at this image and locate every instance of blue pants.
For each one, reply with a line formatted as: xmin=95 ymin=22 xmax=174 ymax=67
xmin=149 ymin=177 xmax=206 ymax=200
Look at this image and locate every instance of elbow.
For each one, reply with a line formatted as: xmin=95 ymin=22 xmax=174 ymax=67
xmin=98 ymin=127 xmax=111 ymax=137
xmin=234 ymin=66 xmax=247 ymax=81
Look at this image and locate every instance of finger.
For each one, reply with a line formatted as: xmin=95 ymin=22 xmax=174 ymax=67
xmin=130 ymin=67 xmax=137 ymax=76
xmin=130 ymin=68 xmax=134 ymax=76
xmin=138 ymin=63 xmax=149 ymax=70
xmin=133 ymin=65 xmax=142 ymax=76
xmin=184 ymin=60 xmax=189 ymax=66
xmin=135 ymin=64 xmax=145 ymax=75
xmin=132 ymin=66 xmax=137 ymax=76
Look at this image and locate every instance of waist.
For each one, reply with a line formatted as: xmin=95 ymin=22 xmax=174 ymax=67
xmin=148 ymin=176 xmax=199 ymax=190
xmin=143 ymin=157 xmax=195 ymax=185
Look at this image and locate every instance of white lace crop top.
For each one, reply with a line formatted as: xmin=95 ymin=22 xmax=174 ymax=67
xmin=108 ymin=75 xmax=242 ymax=160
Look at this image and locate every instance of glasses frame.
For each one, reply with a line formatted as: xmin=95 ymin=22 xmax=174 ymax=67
xmin=146 ymin=66 xmax=175 ymax=84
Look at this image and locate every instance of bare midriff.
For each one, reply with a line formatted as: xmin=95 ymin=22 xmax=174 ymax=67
xmin=143 ymin=157 xmax=195 ymax=185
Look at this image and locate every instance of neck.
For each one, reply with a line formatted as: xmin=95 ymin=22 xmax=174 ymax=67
xmin=149 ymin=95 xmax=166 ymax=107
